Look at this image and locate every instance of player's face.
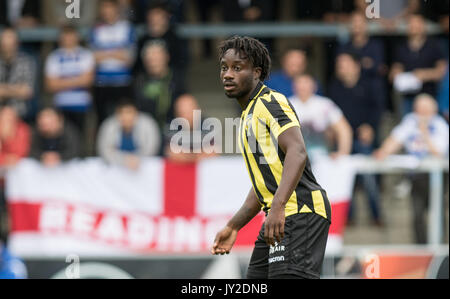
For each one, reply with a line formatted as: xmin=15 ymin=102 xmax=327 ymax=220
xmin=220 ymin=49 xmax=256 ymax=100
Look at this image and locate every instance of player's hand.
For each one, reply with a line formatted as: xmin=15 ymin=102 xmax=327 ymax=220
xmin=211 ymin=226 xmax=238 ymax=255
xmin=264 ymin=204 xmax=285 ymax=246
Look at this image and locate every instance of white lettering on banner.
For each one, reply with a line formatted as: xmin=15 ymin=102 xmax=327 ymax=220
xmin=35 ymin=202 xmax=231 ymax=251
xmin=172 ymin=217 xmax=202 ymax=252
xmin=40 ymin=203 xmax=68 ymax=232
xmin=96 ymin=213 xmax=126 ymax=244
xmin=71 ymin=208 xmax=97 ymax=236
xmin=127 ymin=215 xmax=155 ymax=248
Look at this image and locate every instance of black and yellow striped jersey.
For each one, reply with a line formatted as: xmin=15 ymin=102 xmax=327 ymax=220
xmin=238 ymin=82 xmax=331 ymax=222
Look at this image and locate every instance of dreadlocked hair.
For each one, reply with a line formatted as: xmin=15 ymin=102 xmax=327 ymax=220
xmin=218 ymin=36 xmax=271 ymax=82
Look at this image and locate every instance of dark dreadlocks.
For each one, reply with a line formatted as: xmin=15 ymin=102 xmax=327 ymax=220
xmin=218 ymin=36 xmax=271 ymax=82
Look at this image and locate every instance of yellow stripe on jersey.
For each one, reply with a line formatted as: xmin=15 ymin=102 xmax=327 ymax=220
xmin=312 ymin=190 xmax=327 ymax=219
xmin=239 ymin=99 xmax=274 ymax=210
xmin=251 ymin=99 xmax=299 ymax=216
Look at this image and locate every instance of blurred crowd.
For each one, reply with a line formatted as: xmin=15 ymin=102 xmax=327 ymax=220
xmin=0 ymin=0 xmax=449 ymax=257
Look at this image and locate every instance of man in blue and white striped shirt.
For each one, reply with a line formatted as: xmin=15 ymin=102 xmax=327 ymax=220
xmin=90 ymin=0 xmax=136 ymax=125
xmin=45 ymin=25 xmax=95 ymax=136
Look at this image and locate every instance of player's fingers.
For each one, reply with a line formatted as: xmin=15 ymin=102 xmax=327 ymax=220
xmin=274 ymin=224 xmax=281 ymax=243
xmin=279 ymin=223 xmax=285 ymax=240
xmin=265 ymin=224 xmax=274 ymax=246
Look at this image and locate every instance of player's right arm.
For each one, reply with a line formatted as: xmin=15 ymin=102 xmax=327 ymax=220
xmin=211 ymin=188 xmax=261 ymax=255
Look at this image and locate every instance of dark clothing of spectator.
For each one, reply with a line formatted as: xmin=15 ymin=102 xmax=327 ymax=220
xmin=135 ymin=28 xmax=189 ymax=80
xmin=221 ymin=0 xmax=276 ymax=52
xmin=29 ymin=122 xmax=81 ymax=162
xmin=328 ymin=76 xmax=385 ymax=138
xmin=134 ymin=70 xmax=185 ymax=131
xmin=0 ymin=0 xmax=41 ymax=26
xmin=0 ymin=52 xmax=36 ymax=119
xmin=337 ymin=38 xmax=386 ymax=79
xmin=328 ymin=75 xmax=385 ymax=224
xmin=296 ymin=1 xmax=325 ymax=20
xmin=221 ymin=0 xmax=276 ymax=23
xmin=420 ymin=0 xmax=450 ymax=22
xmin=393 ymin=37 xmax=447 ymax=98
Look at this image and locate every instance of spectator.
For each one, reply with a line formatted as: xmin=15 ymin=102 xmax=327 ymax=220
xmin=0 ymin=0 xmax=41 ymax=28
xmin=45 ymin=25 xmax=95 ymax=151
xmin=43 ymin=0 xmax=98 ymax=27
xmin=321 ymin=0 xmax=355 ymax=23
xmin=97 ymin=99 xmax=161 ymax=171
xmin=338 ymin=12 xmax=387 ymax=79
xmin=0 ymin=28 xmax=36 ymax=120
xmin=390 ymin=14 xmax=447 ymax=115
xmin=0 ymin=242 xmax=27 ymax=279
xmin=0 ymin=105 xmax=30 ymax=168
xmin=374 ymin=94 xmax=449 ymax=243
xmin=289 ymin=74 xmax=353 ymax=161
xmin=135 ymin=1 xmax=189 ymax=81
xmin=196 ymin=0 xmax=221 ymax=57
xmin=221 ymin=0 xmax=276 ymax=51
xmin=266 ymin=48 xmax=322 ymax=99
xmin=438 ymin=69 xmax=449 ymax=122
xmin=0 ymin=105 xmax=30 ymax=247
xmin=165 ymin=94 xmax=217 ymax=163
xmin=29 ymin=108 xmax=81 ymax=168
xmin=221 ymin=0 xmax=276 ymax=23
xmin=134 ymin=41 xmax=185 ymax=132
xmin=90 ymin=0 xmax=136 ymax=125
xmin=329 ymin=52 xmax=385 ymax=226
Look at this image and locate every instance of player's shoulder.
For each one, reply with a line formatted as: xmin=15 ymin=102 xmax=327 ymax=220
xmin=258 ymin=87 xmax=289 ymax=105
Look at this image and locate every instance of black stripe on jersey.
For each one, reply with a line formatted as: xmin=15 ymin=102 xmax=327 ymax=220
xmin=258 ymin=118 xmax=286 ymax=164
xmin=259 ymin=95 xmax=292 ymax=128
xmin=286 ymin=98 xmax=301 ymax=123
xmin=240 ymin=103 xmax=268 ymax=210
xmin=246 ymin=123 xmax=279 ymax=195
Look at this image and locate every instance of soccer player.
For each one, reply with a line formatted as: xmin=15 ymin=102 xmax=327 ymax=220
xmin=211 ymin=36 xmax=331 ymax=279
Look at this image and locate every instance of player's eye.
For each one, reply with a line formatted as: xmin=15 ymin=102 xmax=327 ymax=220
xmin=221 ymin=66 xmax=228 ymax=72
xmin=234 ymin=66 xmax=241 ymax=71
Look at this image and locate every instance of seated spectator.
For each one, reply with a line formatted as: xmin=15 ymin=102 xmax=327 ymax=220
xmin=0 ymin=105 xmax=30 ymax=247
xmin=289 ymin=74 xmax=353 ymax=161
xmin=328 ymin=51 xmax=386 ymax=226
xmin=0 ymin=242 xmax=27 ymax=279
xmin=97 ymin=99 xmax=161 ymax=171
xmin=0 ymin=0 xmax=41 ymax=28
xmin=266 ymin=48 xmax=322 ymax=98
xmin=337 ymin=12 xmax=387 ymax=79
xmin=0 ymin=27 xmax=36 ymax=120
xmin=165 ymin=94 xmax=217 ymax=163
xmin=0 ymin=105 xmax=30 ymax=168
xmin=29 ymin=108 xmax=81 ymax=168
xmin=90 ymin=0 xmax=136 ymax=125
xmin=390 ymin=14 xmax=447 ymax=115
xmin=45 ymin=26 xmax=95 ymax=151
xmin=135 ymin=1 xmax=188 ymax=80
xmin=374 ymin=94 xmax=449 ymax=243
xmin=134 ymin=41 xmax=185 ymax=131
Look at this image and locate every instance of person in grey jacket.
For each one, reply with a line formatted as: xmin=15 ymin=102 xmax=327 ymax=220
xmin=97 ymin=99 xmax=161 ymax=171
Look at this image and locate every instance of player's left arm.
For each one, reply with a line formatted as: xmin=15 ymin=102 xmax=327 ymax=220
xmin=264 ymin=126 xmax=308 ymax=246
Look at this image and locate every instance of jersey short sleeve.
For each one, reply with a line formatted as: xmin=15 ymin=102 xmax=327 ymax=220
xmin=258 ymin=92 xmax=301 ymax=140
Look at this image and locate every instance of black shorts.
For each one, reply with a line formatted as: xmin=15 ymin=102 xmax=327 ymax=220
xmin=246 ymin=213 xmax=330 ymax=279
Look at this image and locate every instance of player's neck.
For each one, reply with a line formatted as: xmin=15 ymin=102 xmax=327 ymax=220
xmin=237 ymin=81 xmax=262 ymax=111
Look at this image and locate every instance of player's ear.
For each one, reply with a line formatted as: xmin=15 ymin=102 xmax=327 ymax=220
xmin=254 ymin=67 xmax=262 ymax=81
